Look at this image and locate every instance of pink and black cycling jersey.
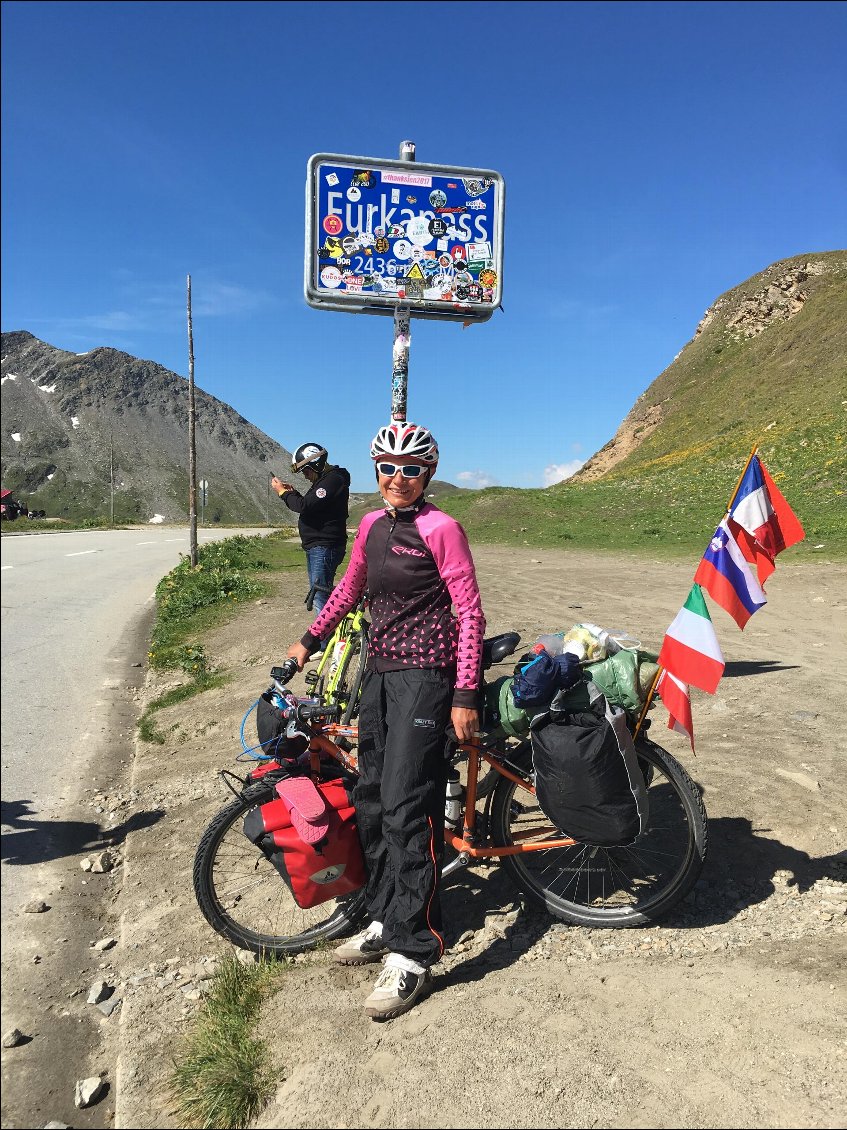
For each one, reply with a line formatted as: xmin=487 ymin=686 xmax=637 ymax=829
xmin=302 ymin=503 xmax=485 ymax=708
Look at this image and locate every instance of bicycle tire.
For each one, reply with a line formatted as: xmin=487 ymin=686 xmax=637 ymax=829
xmin=339 ymin=628 xmax=368 ymax=724
xmin=491 ymin=737 xmax=707 ymax=927
xmin=193 ymin=782 xmax=367 ymax=956
xmin=311 ymin=646 xmax=333 ymax=700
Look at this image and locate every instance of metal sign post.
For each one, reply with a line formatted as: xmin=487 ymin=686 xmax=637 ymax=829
xmin=305 ymin=143 xmax=505 ymax=423
xmin=199 ymin=478 xmax=208 ymax=526
xmin=391 ymin=304 xmax=410 ymax=422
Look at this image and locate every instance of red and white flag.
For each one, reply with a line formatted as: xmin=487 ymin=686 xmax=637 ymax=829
xmin=656 ymin=670 xmax=695 ymax=751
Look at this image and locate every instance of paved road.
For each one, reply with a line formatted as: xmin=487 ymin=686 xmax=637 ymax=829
xmin=0 ymin=527 xmax=267 ymax=918
xmin=0 ymin=526 xmax=273 ymax=1128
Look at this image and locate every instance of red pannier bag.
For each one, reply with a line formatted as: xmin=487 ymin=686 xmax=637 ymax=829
xmin=242 ymin=778 xmax=365 ymax=909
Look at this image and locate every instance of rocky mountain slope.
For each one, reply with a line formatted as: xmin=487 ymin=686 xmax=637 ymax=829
xmin=574 ymin=250 xmax=846 ymax=484
xmin=0 ymin=331 xmax=304 ymax=524
xmin=441 ymin=251 xmax=846 ymax=553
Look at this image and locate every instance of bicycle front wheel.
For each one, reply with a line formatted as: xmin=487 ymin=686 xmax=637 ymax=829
xmin=338 ymin=628 xmax=368 ymax=724
xmin=193 ymin=783 xmax=367 ymax=956
xmin=491 ymin=738 xmax=707 ymax=927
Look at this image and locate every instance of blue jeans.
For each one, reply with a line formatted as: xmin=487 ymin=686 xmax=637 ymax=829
xmin=305 ymin=543 xmax=346 ymax=616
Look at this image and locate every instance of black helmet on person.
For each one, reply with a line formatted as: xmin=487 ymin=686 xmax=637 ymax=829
xmin=292 ymin=443 xmax=328 ymax=474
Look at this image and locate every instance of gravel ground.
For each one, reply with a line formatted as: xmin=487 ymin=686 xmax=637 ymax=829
xmin=95 ymin=546 xmax=846 ymax=1127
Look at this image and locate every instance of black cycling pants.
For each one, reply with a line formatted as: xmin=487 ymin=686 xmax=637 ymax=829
xmin=353 ymin=667 xmax=452 ymax=967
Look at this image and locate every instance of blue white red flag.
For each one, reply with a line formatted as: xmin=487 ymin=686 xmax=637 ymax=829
xmin=694 ymin=517 xmax=767 ymax=629
xmin=729 ymin=455 xmax=804 ymax=586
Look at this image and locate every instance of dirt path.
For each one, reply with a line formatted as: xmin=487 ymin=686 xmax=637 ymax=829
xmin=113 ymin=545 xmax=846 ymax=1128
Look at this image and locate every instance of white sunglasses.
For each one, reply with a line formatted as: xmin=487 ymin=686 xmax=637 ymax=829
xmin=376 ymin=462 xmax=426 ymax=479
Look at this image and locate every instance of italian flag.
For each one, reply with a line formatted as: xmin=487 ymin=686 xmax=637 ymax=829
xmin=657 ymin=670 xmax=695 ymax=751
xmin=658 ymin=584 xmax=725 ymax=695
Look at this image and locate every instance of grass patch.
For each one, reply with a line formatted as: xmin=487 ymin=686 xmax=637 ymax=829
xmin=169 ymin=955 xmax=288 ymax=1129
xmin=147 ymin=532 xmax=304 ymax=672
xmin=138 ymin=531 xmax=304 ymax=742
xmin=137 ymin=673 xmax=231 ymax=744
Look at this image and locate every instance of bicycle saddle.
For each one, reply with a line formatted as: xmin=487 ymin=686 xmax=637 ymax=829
xmin=481 ymin=632 xmax=522 ymax=670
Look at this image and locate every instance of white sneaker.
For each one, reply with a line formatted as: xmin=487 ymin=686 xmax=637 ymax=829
xmin=363 ymin=962 xmax=430 ymax=1020
xmin=333 ymin=925 xmax=388 ymax=966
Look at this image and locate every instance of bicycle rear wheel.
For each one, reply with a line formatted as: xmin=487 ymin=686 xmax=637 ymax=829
xmin=491 ymin=738 xmax=707 ymax=927
xmin=193 ymin=783 xmax=367 ymax=956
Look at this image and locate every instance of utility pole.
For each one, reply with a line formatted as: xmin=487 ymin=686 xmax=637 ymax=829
xmin=187 ymin=274 xmax=198 ymax=566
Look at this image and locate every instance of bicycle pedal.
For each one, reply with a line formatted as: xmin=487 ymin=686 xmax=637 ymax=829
xmin=303 ymin=672 xmax=318 ymax=687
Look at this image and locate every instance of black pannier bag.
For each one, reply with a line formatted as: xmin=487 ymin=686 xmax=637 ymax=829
xmin=256 ymin=692 xmax=309 ymax=763
xmin=530 ymin=687 xmax=648 ymax=847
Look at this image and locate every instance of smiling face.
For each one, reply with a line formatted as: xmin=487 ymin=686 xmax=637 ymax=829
xmin=376 ymin=456 xmax=432 ymax=509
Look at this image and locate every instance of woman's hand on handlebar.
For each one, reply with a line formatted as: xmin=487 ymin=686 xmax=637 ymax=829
xmin=451 ymin=707 xmax=479 ymax=745
xmin=286 ymin=642 xmax=310 ymax=671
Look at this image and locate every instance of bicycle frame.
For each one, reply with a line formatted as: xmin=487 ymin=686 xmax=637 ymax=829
xmin=311 ymin=602 xmax=368 ymax=702
xmin=306 ymin=722 xmax=579 ymax=861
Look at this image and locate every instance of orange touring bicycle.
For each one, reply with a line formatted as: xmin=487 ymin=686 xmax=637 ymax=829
xmin=193 ymin=634 xmax=708 ymax=956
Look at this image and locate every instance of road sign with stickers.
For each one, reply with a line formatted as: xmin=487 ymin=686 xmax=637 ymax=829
xmin=305 ymin=153 xmax=505 ymax=322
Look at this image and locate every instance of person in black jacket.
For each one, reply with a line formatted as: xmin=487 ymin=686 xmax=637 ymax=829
xmin=272 ymin=443 xmax=350 ymax=619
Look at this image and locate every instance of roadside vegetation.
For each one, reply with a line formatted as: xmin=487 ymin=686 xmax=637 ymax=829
xmin=0 ymin=516 xmax=130 ymax=532
xmin=169 ymin=955 xmax=289 ymax=1129
xmin=144 ymin=530 xmax=316 ymax=1127
xmin=0 ymin=517 xmax=294 ymax=534
xmin=138 ymin=530 xmax=302 ymax=742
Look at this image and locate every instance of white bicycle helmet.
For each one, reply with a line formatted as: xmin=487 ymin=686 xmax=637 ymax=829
xmin=370 ymin=422 xmax=439 ymax=465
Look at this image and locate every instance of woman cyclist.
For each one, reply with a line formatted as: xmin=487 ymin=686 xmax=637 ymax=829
xmin=286 ymin=421 xmax=486 ymax=1020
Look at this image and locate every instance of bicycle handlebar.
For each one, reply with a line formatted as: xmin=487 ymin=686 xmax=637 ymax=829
xmin=270 ymin=658 xmax=299 ymax=685
xmin=294 ymin=701 xmax=341 ymax=725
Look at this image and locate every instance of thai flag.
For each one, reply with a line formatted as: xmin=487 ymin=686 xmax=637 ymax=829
xmin=730 ymin=455 xmax=805 ymax=586
xmin=694 ymin=518 xmax=767 ymax=629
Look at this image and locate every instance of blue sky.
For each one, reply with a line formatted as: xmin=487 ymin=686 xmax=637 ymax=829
xmin=2 ymin=1 xmax=845 ymax=491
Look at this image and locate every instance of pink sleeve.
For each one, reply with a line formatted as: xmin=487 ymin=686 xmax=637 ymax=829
xmin=417 ymin=509 xmax=486 ymax=694
xmin=305 ymin=511 xmax=381 ymax=643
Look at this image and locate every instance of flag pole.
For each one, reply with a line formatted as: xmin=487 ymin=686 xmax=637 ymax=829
xmin=724 ymin=444 xmax=759 ymax=515
xmin=633 ymin=665 xmax=663 ymax=741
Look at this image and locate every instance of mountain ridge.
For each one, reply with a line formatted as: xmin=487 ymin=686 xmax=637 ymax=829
xmin=1 ymin=330 xmax=306 ymax=523
xmin=573 ymin=250 xmax=845 ymax=484
xmin=3 ymin=249 xmax=844 ymax=547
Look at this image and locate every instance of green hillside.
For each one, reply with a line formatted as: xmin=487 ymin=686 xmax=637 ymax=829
xmin=441 ymin=252 xmax=846 ymax=559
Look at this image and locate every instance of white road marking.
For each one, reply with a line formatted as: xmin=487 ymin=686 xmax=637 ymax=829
xmin=65 ymin=550 xmax=97 ymax=557
xmin=136 ymin=541 xmax=157 ymax=545
xmin=1 ymin=565 xmax=12 ymax=571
